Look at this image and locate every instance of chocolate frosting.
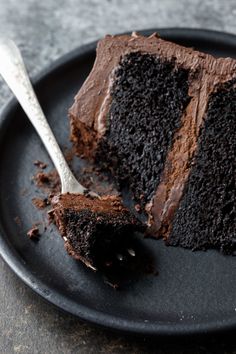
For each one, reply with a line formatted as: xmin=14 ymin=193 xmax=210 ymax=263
xmin=69 ymin=32 xmax=236 ymax=237
xmin=51 ymin=193 xmax=129 ymax=215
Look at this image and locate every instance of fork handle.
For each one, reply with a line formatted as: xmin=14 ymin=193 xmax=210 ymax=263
xmin=0 ymin=39 xmax=86 ymax=194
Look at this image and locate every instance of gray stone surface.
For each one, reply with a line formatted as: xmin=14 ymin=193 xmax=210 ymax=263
xmin=0 ymin=0 xmax=236 ymax=353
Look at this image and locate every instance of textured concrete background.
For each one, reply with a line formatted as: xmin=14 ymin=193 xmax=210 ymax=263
xmin=0 ymin=0 xmax=236 ymax=353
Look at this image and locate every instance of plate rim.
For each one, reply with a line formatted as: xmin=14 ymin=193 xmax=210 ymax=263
xmin=1 ymin=27 xmax=236 ymax=338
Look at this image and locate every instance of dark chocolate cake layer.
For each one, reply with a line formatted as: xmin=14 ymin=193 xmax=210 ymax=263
xmin=169 ymin=79 xmax=236 ymax=254
xmin=96 ymin=52 xmax=190 ymax=208
xmin=69 ymin=33 xmax=236 ymax=254
xmin=51 ymin=193 xmax=144 ymax=269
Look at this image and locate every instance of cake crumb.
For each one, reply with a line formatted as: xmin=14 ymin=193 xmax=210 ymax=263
xmin=35 ymin=172 xmax=50 ymax=184
xmin=34 ymin=170 xmax=61 ymax=195
xmin=14 ymin=216 xmax=22 ymax=227
xmin=27 ymin=226 xmax=40 ymax=239
xmin=34 ymin=160 xmax=47 ymax=169
xmin=32 ymin=197 xmax=48 ymax=210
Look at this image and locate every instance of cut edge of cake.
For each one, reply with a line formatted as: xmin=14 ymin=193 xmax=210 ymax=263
xmin=51 ymin=193 xmax=145 ymax=269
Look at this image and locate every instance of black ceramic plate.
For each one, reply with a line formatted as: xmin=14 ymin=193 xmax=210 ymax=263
xmin=0 ymin=28 xmax=236 ymax=338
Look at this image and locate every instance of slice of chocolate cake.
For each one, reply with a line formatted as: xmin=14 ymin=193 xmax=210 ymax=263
xmin=69 ymin=32 xmax=236 ymax=254
xmin=51 ymin=193 xmax=144 ymax=270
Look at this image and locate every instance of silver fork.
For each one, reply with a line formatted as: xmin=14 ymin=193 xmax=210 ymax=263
xmin=0 ymin=38 xmax=98 ymax=198
xmin=0 ymin=39 xmax=136 ymax=264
